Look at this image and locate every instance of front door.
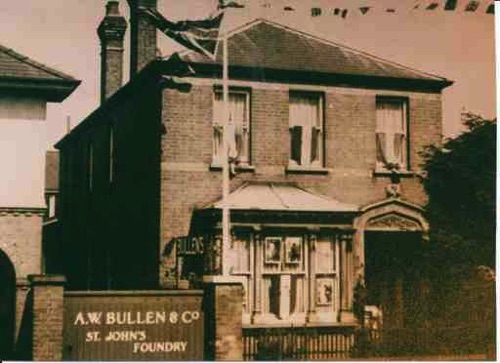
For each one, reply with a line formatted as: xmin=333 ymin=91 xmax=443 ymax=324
xmin=364 ymin=231 xmax=422 ymax=329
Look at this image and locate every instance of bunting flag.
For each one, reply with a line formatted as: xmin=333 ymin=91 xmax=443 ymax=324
xmin=141 ymin=8 xmax=224 ymax=60
xmin=260 ymin=0 xmax=495 ymax=17
xmin=359 ymin=6 xmax=371 ymax=14
xmin=465 ymin=0 xmax=479 ymax=12
xmin=444 ymin=0 xmax=458 ymax=10
xmin=218 ymin=0 xmax=245 ymax=9
xmin=311 ymin=7 xmax=322 ymax=16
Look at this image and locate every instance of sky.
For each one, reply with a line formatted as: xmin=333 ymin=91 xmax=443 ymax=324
xmin=0 ymin=0 xmax=496 ymax=148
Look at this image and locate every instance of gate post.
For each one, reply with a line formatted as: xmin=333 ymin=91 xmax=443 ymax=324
xmin=28 ymin=274 xmax=66 ymax=361
xmin=203 ymin=278 xmax=243 ymax=360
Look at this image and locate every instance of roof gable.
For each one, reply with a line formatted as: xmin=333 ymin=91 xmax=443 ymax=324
xmin=0 ymin=44 xmax=81 ymax=102
xmin=0 ymin=44 xmax=77 ymax=81
xmin=182 ymin=19 xmax=451 ymax=85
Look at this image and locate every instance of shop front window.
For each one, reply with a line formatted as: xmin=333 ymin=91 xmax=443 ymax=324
xmin=225 ymin=231 xmax=343 ymax=326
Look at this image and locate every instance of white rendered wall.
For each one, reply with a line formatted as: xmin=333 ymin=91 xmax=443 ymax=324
xmin=0 ymin=97 xmax=48 ymax=208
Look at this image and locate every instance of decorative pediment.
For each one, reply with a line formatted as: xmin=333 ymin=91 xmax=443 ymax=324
xmin=366 ymin=213 xmax=422 ymax=231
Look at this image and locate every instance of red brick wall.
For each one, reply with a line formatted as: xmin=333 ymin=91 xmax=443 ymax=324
xmin=0 ymin=210 xmax=43 ymax=279
xmin=29 ymin=275 xmax=65 ymax=361
xmin=159 ymin=81 xmax=443 ymax=285
xmin=204 ymin=282 xmax=243 ymax=360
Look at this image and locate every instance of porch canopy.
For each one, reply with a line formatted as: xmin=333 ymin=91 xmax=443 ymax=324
xmin=192 ymin=182 xmax=359 ymax=231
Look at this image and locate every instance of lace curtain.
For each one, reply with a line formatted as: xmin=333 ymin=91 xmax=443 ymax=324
xmin=213 ymin=92 xmax=249 ymax=164
xmin=289 ymin=94 xmax=322 ymax=166
xmin=376 ymin=100 xmax=406 ymax=167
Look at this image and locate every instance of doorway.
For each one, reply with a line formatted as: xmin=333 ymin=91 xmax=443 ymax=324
xmin=0 ymin=249 xmax=15 ymax=359
xmin=364 ymin=231 xmax=423 ymax=329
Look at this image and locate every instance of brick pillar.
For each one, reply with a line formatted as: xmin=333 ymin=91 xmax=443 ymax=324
xmin=203 ymin=280 xmax=243 ymax=361
xmin=28 ymin=275 xmax=66 ymax=361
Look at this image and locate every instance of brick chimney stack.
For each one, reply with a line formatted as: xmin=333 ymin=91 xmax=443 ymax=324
xmin=97 ymin=1 xmax=127 ymax=104
xmin=127 ymin=0 xmax=158 ymax=78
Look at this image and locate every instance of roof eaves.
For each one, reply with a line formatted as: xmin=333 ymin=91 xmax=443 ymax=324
xmin=0 ymin=77 xmax=82 ymax=102
xmin=187 ymin=62 xmax=453 ymax=92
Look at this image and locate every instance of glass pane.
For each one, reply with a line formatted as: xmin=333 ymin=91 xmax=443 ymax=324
xmin=316 ymin=239 xmax=335 ymax=273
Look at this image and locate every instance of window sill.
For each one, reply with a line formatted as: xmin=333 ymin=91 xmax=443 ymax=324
xmin=285 ymin=166 xmax=329 ymax=175
xmin=373 ymin=168 xmax=415 ymax=177
xmin=209 ymin=163 xmax=255 ymax=173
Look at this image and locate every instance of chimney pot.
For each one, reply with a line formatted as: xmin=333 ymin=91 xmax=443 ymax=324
xmin=106 ymin=1 xmax=120 ymax=16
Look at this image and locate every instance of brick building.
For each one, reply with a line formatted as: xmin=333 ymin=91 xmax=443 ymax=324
xmin=50 ymin=0 xmax=452 ymax=331
xmin=0 ymin=44 xmax=79 ymax=358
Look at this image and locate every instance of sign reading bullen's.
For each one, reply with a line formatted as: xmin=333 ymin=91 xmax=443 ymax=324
xmin=63 ymin=291 xmax=204 ymax=361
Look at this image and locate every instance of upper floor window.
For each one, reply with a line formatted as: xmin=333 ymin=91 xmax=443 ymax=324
xmin=289 ymin=92 xmax=324 ymax=168
xmin=213 ymin=90 xmax=250 ymax=166
xmin=376 ymin=97 xmax=408 ymax=170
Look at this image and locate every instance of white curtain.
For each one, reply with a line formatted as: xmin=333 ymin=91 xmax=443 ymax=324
xmin=213 ymin=92 xmax=249 ymax=164
xmin=376 ymin=100 xmax=406 ymax=167
xmin=289 ymin=95 xmax=321 ymax=166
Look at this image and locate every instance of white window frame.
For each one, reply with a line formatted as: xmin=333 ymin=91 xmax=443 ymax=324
xmin=375 ymin=97 xmax=408 ymax=171
xmin=212 ymin=89 xmax=251 ymax=167
xmin=289 ymin=92 xmax=324 ymax=168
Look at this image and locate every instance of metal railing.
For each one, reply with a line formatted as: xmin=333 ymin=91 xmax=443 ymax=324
xmin=242 ymin=325 xmax=356 ymax=360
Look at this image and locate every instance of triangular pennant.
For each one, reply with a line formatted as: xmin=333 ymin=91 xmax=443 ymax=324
xmin=486 ymin=3 xmax=494 ymax=14
xmin=426 ymin=3 xmax=439 ymax=10
xmin=359 ymin=6 xmax=370 ymax=14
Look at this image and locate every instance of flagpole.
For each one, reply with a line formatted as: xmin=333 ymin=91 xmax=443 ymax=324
xmin=221 ymin=34 xmax=230 ymax=277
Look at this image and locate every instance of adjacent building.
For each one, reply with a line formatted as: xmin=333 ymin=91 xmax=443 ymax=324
xmin=0 ymin=44 xmax=79 ymax=357
xmin=50 ymin=0 xmax=452 ymax=332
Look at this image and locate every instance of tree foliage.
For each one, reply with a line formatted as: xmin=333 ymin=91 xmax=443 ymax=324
xmin=421 ymin=113 xmax=496 ymax=274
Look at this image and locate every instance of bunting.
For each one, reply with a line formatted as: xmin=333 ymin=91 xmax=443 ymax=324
xmin=280 ymin=1 xmax=495 ymax=16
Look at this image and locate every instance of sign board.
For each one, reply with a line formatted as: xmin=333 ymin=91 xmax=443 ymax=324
xmin=63 ymin=290 xmax=204 ymax=361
